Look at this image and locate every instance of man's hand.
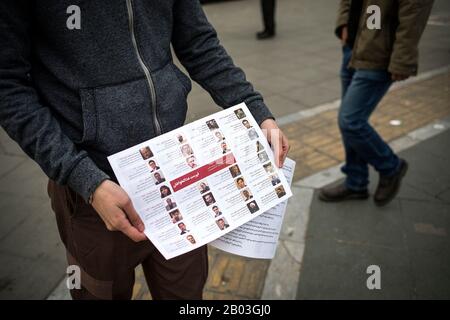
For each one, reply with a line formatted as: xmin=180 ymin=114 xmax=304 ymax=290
xmin=391 ymin=73 xmax=409 ymax=82
xmin=91 ymin=180 xmax=147 ymax=242
xmin=341 ymin=26 xmax=348 ymax=46
xmin=260 ymin=119 xmax=290 ymax=168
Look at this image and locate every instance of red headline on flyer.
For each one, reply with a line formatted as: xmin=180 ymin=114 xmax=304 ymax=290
xmin=170 ymin=154 xmax=236 ymax=192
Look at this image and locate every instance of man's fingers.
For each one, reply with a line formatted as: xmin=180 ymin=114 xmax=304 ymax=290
xmin=120 ymin=199 xmax=146 ymax=241
xmin=107 ymin=206 xmax=146 ymax=242
xmin=341 ymin=26 xmax=348 ymax=45
xmin=280 ymin=134 xmax=290 ymax=167
xmin=122 ymin=199 xmax=145 ymax=232
xmin=91 ymin=181 xmax=146 ymax=242
xmin=270 ymin=129 xmax=283 ymax=168
xmin=259 ymin=122 xmax=289 ymax=168
xmin=276 ymin=137 xmax=283 ymax=168
xmin=113 ymin=215 xmax=147 ymax=242
xmin=277 ymin=135 xmax=289 ymax=168
xmin=120 ymin=220 xmax=147 ymax=242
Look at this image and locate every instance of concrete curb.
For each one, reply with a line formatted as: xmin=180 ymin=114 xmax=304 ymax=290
xmin=261 ymin=116 xmax=450 ymax=300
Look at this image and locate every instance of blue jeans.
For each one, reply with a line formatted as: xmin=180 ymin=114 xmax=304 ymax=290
xmin=339 ymin=45 xmax=400 ymax=191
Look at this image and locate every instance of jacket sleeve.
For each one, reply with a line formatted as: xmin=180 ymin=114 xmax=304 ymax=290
xmin=335 ymin=0 xmax=350 ymax=39
xmin=171 ymin=0 xmax=274 ymax=125
xmin=0 ymin=1 xmax=109 ymax=202
xmin=388 ymin=0 xmax=434 ymax=76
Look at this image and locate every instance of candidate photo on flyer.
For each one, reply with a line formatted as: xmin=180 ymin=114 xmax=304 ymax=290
xmin=186 ymin=155 xmax=198 ymax=169
xmin=234 ymin=108 xmax=246 ymax=119
xmin=153 ymin=171 xmax=166 ymax=185
xmin=176 ymin=133 xmax=187 ymax=144
xmin=169 ymin=209 xmax=183 ymax=223
xmin=216 ymin=217 xmax=230 ymax=231
xmin=198 ymin=181 xmax=210 ymax=194
xmin=160 ymin=185 xmax=172 ymax=198
xmin=247 ymin=201 xmax=260 ymax=214
xmin=139 ymin=146 xmax=153 ymax=160
xmin=229 ymin=164 xmax=241 ymax=178
xmin=202 ymin=192 xmax=216 ymax=206
xmin=148 ymin=159 xmax=160 ymax=172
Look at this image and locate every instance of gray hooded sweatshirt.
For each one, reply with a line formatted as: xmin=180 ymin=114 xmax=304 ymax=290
xmin=0 ymin=0 xmax=274 ymax=201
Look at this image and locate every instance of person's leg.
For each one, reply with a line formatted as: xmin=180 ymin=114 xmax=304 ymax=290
xmin=141 ymin=245 xmax=208 ymax=300
xmin=338 ymin=46 xmax=372 ymax=191
xmin=48 ymin=180 xmax=150 ymax=300
xmin=319 ymin=46 xmax=370 ymax=202
xmin=338 ymin=69 xmax=399 ymax=191
xmin=263 ymin=0 xmax=275 ymax=33
xmin=257 ymin=0 xmax=276 ymax=39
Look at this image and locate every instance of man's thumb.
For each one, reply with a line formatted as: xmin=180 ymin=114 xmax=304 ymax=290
xmin=123 ymin=200 xmax=145 ymax=232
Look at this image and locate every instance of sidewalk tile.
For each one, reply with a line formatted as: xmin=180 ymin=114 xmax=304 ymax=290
xmin=308 ymin=193 xmax=406 ymax=250
xmin=296 ymin=237 xmax=412 ymax=299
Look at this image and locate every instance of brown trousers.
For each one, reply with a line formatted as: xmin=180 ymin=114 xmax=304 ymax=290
xmin=47 ymin=180 xmax=208 ymax=300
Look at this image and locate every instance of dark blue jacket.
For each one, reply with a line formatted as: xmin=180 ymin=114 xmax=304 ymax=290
xmin=0 ymin=0 xmax=273 ymax=201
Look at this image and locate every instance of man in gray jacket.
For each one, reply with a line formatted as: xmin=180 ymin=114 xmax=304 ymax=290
xmin=0 ymin=0 xmax=289 ymax=299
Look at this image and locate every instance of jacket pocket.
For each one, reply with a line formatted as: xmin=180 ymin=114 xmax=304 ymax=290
xmin=171 ymin=64 xmax=192 ymax=96
xmin=152 ymin=63 xmax=191 ymax=133
xmin=78 ymin=78 xmax=156 ymax=156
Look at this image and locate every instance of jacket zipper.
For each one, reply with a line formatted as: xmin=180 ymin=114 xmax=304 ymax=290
xmin=126 ymin=0 xmax=162 ymax=136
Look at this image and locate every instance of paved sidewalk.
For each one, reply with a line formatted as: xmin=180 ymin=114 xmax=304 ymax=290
xmin=297 ymin=129 xmax=450 ymax=299
xmin=207 ymin=70 xmax=450 ymax=300
xmin=0 ymin=0 xmax=449 ymax=299
xmin=132 ymin=69 xmax=450 ymax=299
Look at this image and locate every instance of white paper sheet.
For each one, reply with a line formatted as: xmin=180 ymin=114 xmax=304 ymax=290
xmin=107 ymin=103 xmax=293 ymax=259
xmin=210 ymin=158 xmax=295 ymax=259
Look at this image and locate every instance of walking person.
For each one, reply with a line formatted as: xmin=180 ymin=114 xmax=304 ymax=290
xmin=319 ymin=0 xmax=434 ymax=206
xmin=257 ymin=0 xmax=276 ymax=40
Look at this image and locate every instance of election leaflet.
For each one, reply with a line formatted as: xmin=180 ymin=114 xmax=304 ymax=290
xmin=108 ymin=103 xmax=292 ymax=259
